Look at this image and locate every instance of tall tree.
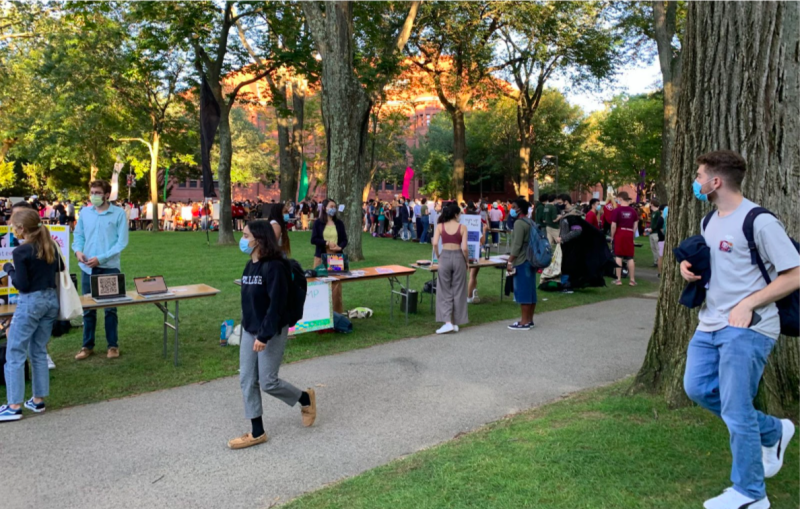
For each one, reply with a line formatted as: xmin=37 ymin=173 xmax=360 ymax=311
xmin=407 ymin=1 xmax=501 ymax=203
xmin=302 ymin=1 xmax=419 ymax=261
xmin=633 ymin=1 xmax=799 ymax=415
xmin=235 ymin=3 xmax=319 ymax=204
xmin=497 ymin=1 xmax=619 ymax=199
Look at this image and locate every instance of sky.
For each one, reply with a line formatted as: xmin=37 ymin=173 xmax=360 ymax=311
xmin=552 ymin=58 xmax=663 ymax=113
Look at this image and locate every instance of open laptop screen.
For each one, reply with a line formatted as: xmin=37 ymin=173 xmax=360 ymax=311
xmin=91 ymin=273 xmax=127 ymax=299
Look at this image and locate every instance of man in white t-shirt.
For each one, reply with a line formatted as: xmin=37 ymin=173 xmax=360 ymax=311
xmin=488 ymin=203 xmax=503 ymax=247
xmin=680 ymin=151 xmax=799 ymax=509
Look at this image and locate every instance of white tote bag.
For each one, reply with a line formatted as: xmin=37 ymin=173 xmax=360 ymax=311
xmin=55 ymin=244 xmax=83 ymax=320
xmin=540 ymin=244 xmax=562 ymax=280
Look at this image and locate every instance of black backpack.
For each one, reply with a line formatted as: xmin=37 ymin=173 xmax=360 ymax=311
xmin=284 ymin=258 xmax=308 ymax=328
xmin=703 ymin=207 xmax=799 ymax=337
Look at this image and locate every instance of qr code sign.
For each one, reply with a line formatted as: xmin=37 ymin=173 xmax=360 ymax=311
xmin=97 ymin=275 xmax=119 ymax=296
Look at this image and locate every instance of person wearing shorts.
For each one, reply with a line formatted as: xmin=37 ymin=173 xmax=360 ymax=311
xmin=506 ymin=198 xmax=537 ymax=331
xmin=610 ymin=191 xmax=638 ymax=286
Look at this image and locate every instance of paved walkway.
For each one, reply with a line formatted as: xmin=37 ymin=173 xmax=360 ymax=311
xmin=1 ymin=298 xmax=656 ymax=509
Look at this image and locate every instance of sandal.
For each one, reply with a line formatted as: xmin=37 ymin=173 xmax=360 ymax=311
xmin=614 ymin=280 xmax=622 ymax=286
xmin=629 ymin=281 xmax=637 ymax=286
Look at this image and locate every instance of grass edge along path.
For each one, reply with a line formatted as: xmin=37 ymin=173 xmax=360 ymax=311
xmin=0 ymin=231 xmax=658 ymax=411
xmin=283 ymin=378 xmax=799 ymax=509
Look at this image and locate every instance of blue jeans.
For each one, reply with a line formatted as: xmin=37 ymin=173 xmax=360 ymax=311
xmin=684 ymin=327 xmax=782 ymax=499
xmin=5 ymin=288 xmax=58 ymax=405
xmin=512 ymin=262 xmax=538 ymax=305
xmin=420 ymin=216 xmax=430 ymax=243
xmin=402 ymin=222 xmax=413 ymax=241
xmin=82 ymin=267 xmax=120 ymax=349
xmin=490 ymin=221 xmax=500 ymax=244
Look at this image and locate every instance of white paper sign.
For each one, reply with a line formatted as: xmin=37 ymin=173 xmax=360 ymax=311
xmin=459 ymin=214 xmax=483 ymax=261
xmin=145 ymin=203 xmax=164 ymax=221
xmin=212 ymin=202 xmax=220 ymax=220
xmin=289 ymin=281 xmax=334 ymax=335
xmin=338 ymin=204 xmax=345 ymax=212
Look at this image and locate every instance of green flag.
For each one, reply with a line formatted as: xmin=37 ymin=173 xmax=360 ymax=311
xmin=298 ymin=160 xmax=309 ymax=200
xmin=163 ymin=166 xmax=169 ymax=202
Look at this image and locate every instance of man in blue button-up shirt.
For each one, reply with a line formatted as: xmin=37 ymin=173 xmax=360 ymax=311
xmin=72 ymin=180 xmax=129 ymax=360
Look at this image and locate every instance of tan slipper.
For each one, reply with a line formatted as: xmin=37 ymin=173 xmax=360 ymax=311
xmin=301 ymin=388 xmax=317 ymax=427
xmin=227 ymin=432 xmax=268 ymax=450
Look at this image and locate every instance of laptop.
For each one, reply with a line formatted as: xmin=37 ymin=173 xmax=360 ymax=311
xmin=90 ymin=273 xmax=133 ymax=303
xmin=134 ymin=276 xmax=174 ymax=299
xmin=323 ymin=253 xmax=350 ymax=275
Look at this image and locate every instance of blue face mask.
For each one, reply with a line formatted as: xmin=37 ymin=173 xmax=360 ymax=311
xmin=693 ymin=179 xmax=712 ymax=202
xmin=239 ymin=237 xmax=254 ymax=255
xmin=327 ymin=208 xmax=336 ymax=217
xmin=509 ymin=209 xmax=519 ymax=218
xmin=283 ymin=214 xmax=290 ymax=222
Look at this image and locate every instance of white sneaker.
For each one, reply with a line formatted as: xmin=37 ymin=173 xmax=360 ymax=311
xmin=436 ymin=323 xmax=455 ymax=334
xmin=763 ymin=419 xmax=795 ymax=478
xmin=47 ymin=354 xmax=55 ymax=370
xmin=467 ymin=297 xmax=474 ymax=304
xmin=472 ymin=289 xmax=480 ymax=304
xmin=454 ymin=325 xmax=459 ymax=332
xmin=703 ymin=488 xmax=769 ymax=509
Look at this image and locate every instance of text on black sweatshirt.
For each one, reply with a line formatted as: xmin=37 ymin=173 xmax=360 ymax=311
xmin=240 ymin=258 xmax=289 ymax=342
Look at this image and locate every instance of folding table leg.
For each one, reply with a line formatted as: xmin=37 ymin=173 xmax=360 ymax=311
xmin=173 ymin=300 xmax=180 ymax=366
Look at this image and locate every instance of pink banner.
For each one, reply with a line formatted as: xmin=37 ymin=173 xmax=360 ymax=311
xmin=402 ymin=166 xmax=414 ymax=199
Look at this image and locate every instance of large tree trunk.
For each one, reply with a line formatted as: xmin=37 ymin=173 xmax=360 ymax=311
xmin=451 ymin=109 xmax=466 ymax=203
xmin=633 ymin=1 xmax=800 ymax=416
xmin=653 ymin=1 xmax=682 ymax=203
xmin=149 ymin=130 xmax=160 ymax=232
xmin=278 ymin=82 xmax=305 ymax=203
xmin=216 ymin=105 xmax=235 ymax=244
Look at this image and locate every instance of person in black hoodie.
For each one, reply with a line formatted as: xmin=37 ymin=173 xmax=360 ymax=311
xmin=228 ymin=220 xmax=316 ymax=450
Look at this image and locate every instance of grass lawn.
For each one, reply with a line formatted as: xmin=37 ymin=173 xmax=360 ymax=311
xmin=283 ymin=379 xmax=799 ymax=509
xmin=1 ymin=230 xmax=657 ymax=410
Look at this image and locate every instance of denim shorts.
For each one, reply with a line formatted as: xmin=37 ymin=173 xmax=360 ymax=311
xmin=513 ymin=262 xmax=538 ymax=304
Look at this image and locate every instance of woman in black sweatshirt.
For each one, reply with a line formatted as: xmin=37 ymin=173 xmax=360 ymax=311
xmin=0 ymin=208 xmax=64 ymax=422
xmin=228 ymin=220 xmax=316 ymax=450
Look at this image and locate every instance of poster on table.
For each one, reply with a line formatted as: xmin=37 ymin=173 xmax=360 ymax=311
xmin=0 ymin=225 xmax=69 ymax=305
xmin=181 ymin=206 xmax=193 ymax=222
xmin=431 ymin=214 xmax=482 ymax=264
xmin=289 ymin=281 xmax=333 ymax=335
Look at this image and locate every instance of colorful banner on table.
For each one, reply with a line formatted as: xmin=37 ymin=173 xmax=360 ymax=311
xmin=0 ymin=225 xmax=69 ymax=305
xmin=298 ymin=160 xmax=309 ymax=201
xmin=289 ymin=281 xmax=333 ymax=335
xmin=402 ymin=166 xmax=414 ymax=200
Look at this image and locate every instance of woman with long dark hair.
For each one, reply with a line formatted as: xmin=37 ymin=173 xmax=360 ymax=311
xmin=310 ymin=198 xmax=348 ymax=313
xmin=228 ymin=220 xmax=316 ymax=449
xmin=266 ymin=202 xmax=291 ymax=256
xmin=432 ymin=202 xmax=469 ymax=334
xmin=0 ymin=208 xmax=64 ymax=421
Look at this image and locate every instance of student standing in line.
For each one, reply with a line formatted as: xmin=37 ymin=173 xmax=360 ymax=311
xmin=506 ymin=198 xmax=537 ymax=330
xmin=228 ymin=220 xmax=316 ymax=449
xmin=488 ymin=202 xmax=503 ymax=247
xmin=73 ymin=180 xmax=129 ymax=360
xmin=419 ymin=198 xmax=431 ymax=244
xmin=610 ymin=191 xmax=638 ymax=286
xmin=267 ymin=202 xmax=291 ymax=256
xmin=432 ymin=202 xmax=468 ymax=334
xmin=680 ymin=151 xmax=798 ymax=509
xmin=310 ymin=198 xmax=348 ymax=313
xmin=0 ymin=208 xmax=63 ymax=421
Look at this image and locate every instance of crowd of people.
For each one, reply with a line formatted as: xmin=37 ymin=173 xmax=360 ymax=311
xmin=1 ymin=151 xmax=799 ymax=509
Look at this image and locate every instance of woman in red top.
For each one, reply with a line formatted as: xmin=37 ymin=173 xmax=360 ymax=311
xmin=585 ymin=198 xmax=602 ymax=229
xmin=610 ymin=191 xmax=638 ymax=286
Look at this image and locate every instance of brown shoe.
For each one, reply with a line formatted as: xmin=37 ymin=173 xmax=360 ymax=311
xmin=301 ymin=388 xmax=317 ymax=427
xmin=74 ymin=348 xmax=93 ymax=360
xmin=227 ymin=432 xmax=268 ymax=450
xmin=107 ymin=347 xmax=120 ymax=359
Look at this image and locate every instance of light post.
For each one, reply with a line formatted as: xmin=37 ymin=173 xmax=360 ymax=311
xmin=545 ymin=155 xmax=559 ymax=193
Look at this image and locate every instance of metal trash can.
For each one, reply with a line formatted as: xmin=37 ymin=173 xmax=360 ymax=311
xmin=400 ymin=288 xmax=418 ymax=314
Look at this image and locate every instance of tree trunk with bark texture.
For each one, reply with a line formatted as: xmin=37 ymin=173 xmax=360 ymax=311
xmin=278 ymin=82 xmax=305 ymax=203
xmin=451 ymin=109 xmax=466 ymax=203
xmin=216 ymin=104 xmax=235 ymax=244
xmin=149 ymin=130 xmax=160 ymax=232
xmin=653 ymin=1 xmax=682 ymax=203
xmin=633 ymin=1 xmax=800 ymax=416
